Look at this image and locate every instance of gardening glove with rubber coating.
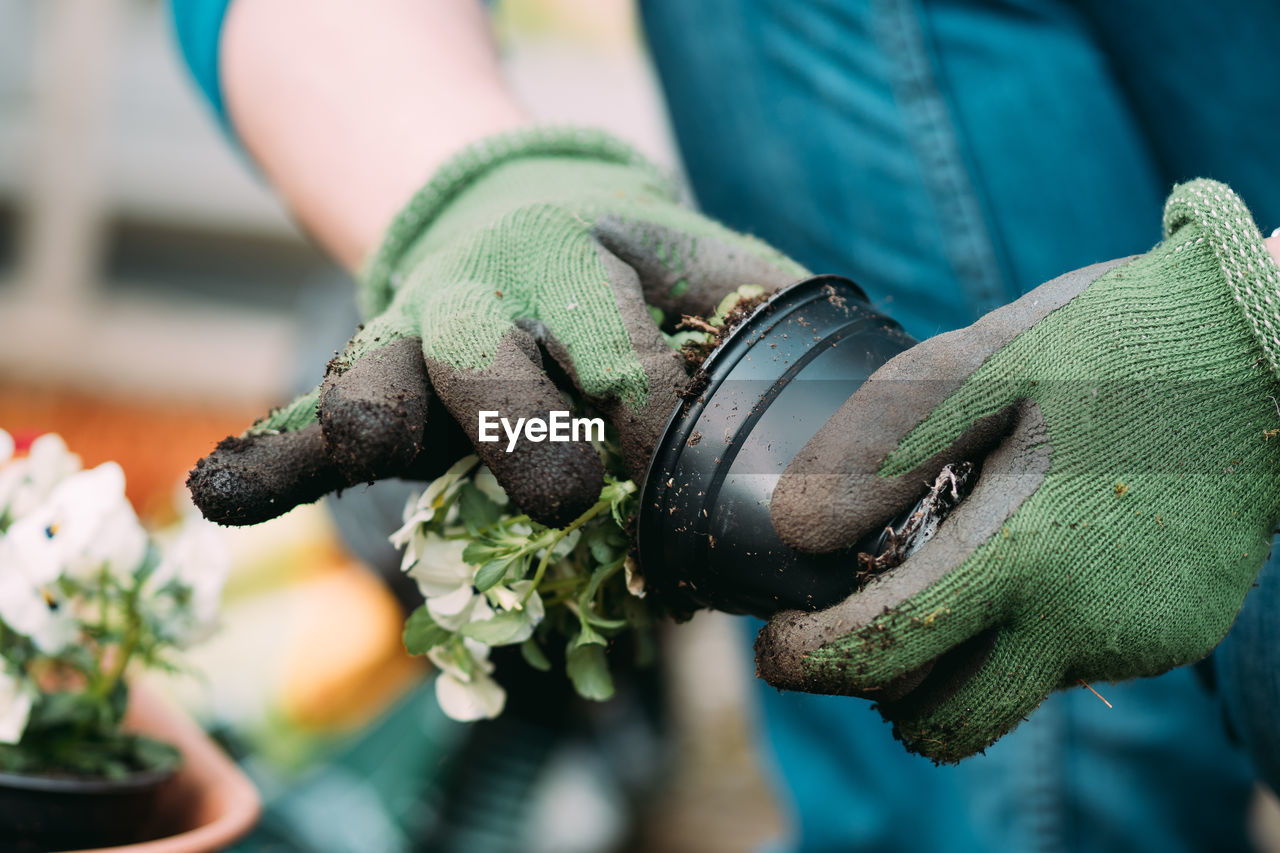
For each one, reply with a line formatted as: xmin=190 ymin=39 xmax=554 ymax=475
xmin=757 ymin=180 xmax=1280 ymax=762
xmin=188 ymin=128 xmax=804 ymax=528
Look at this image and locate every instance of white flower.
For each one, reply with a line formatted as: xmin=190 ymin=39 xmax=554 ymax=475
xmin=428 ymin=639 xmax=505 ymax=721
xmin=0 ymin=668 xmax=35 ymax=744
xmin=473 ymin=466 xmax=509 ymax=506
xmin=405 ymin=534 xmax=469 ymax=597
xmin=0 ymin=462 xmax=143 ymax=652
xmin=487 ymin=582 xmax=524 ymax=612
xmin=389 ymin=455 xmax=480 ymax=552
xmin=624 ymin=555 xmax=646 ymax=598
xmin=0 ymin=536 xmax=74 ymax=652
xmin=0 ymin=433 xmax=81 ymax=523
xmin=482 ymin=580 xmax=545 ymax=644
xmin=404 ymin=532 xmax=492 ymax=630
xmin=428 ymin=583 xmax=494 ymax=631
xmin=0 ymin=431 xmax=12 ymax=466
xmin=144 ymin=517 xmax=229 ymax=645
xmin=394 ymin=527 xmax=432 ymax=576
xmin=5 ymin=463 xmax=146 ymax=584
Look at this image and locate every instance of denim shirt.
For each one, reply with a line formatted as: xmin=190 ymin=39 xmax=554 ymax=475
xmin=642 ymin=1 xmax=1280 ymax=850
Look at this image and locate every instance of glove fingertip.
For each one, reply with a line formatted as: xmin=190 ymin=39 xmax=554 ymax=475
xmin=320 ymin=336 xmax=430 ymax=482
xmin=187 ymin=425 xmax=343 ymax=526
xmin=487 ymin=439 xmax=605 ymax=528
xmin=770 ymin=467 xmax=864 ymax=553
xmin=754 ymin=612 xmax=824 ymax=693
xmin=426 ymin=330 xmax=607 ymax=528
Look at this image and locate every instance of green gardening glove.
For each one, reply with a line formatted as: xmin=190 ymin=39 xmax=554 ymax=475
xmin=188 ymin=128 xmax=804 ymax=527
xmin=757 ymin=180 xmax=1280 ymax=762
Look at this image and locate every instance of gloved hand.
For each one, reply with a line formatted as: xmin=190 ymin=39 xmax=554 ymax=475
xmin=188 ymin=128 xmax=804 ymax=527
xmin=757 ymin=180 xmax=1280 ymax=762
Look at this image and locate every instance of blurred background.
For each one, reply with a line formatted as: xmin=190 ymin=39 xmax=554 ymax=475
xmin=0 ymin=0 xmax=783 ymax=850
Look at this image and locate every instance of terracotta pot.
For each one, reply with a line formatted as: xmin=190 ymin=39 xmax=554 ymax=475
xmin=64 ymin=686 xmax=260 ymax=853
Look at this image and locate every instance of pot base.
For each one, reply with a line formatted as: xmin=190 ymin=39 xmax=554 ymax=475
xmin=0 ymin=766 xmax=172 ymax=852
xmin=637 ymin=276 xmax=917 ymax=618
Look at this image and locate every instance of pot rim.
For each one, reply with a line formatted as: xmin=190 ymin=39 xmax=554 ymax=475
xmin=637 ymin=275 xmax=875 ymax=612
xmin=640 ymin=274 xmax=867 ymax=505
xmin=0 ymin=764 xmax=174 ymax=795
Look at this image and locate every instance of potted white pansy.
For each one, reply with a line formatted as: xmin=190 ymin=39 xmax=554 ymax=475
xmin=0 ymin=430 xmax=245 ymax=851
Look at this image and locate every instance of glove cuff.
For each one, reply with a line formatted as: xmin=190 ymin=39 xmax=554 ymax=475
xmin=358 ymin=126 xmax=671 ymax=319
xmin=1163 ymin=179 xmax=1280 ymax=379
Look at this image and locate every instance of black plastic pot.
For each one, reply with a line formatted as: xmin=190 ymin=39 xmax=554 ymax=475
xmin=637 ymin=275 xmax=917 ymax=618
xmin=0 ymin=765 xmax=173 ymax=852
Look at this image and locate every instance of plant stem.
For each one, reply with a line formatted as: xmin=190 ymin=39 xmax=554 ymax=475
xmin=91 ymin=578 xmax=140 ymax=703
xmin=521 ymin=495 xmax=611 ymax=606
xmin=536 ymin=577 xmax=580 ymax=593
xmin=589 ymin=560 xmax=624 ymax=610
xmin=96 ymin=625 xmax=137 ymax=702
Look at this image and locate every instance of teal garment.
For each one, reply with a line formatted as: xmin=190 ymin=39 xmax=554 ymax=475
xmin=642 ymin=0 xmax=1277 ymax=850
xmin=169 ymin=0 xmax=232 ymax=126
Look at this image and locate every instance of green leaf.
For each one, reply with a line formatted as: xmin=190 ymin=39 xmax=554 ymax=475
xmin=130 ymin=735 xmax=182 ymax=774
xmin=458 ymin=482 xmax=502 ymax=534
xmin=632 ymin=626 xmax=657 ymax=668
xmin=461 ymin=611 xmax=529 ymax=646
xmin=712 ymin=284 xmax=766 ymax=323
xmin=566 ymin=643 xmax=614 ymax=701
xmin=0 ymin=726 xmax=179 ymax=780
xmin=570 ymin=623 xmax=606 ymax=649
xmin=106 ymin=679 xmax=129 ymax=729
xmin=520 ymin=637 xmax=551 ymax=672
xmin=473 ymin=559 xmax=512 ymax=592
xmin=583 ymin=612 xmax=628 ymax=630
xmin=609 ymin=483 xmax=635 ymax=529
xmin=583 ymin=558 xmax=623 ymax=603
xmin=663 ymin=329 xmax=711 ymax=351
xmin=622 ymin=594 xmax=653 ymax=630
xmin=27 ymin=691 xmax=101 ymax=734
xmin=403 ymin=606 xmax=452 ymax=655
xmin=585 ymin=526 xmax=620 ymax=565
xmin=461 ymin=540 xmax=504 ymax=566
xmin=448 ymin=640 xmax=477 ymax=678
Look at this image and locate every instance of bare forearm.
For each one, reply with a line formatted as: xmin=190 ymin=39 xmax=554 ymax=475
xmin=220 ymin=0 xmax=531 ymax=271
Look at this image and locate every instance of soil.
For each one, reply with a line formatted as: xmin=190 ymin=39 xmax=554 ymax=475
xmin=676 ymin=369 xmax=710 ymax=409
xmin=187 ymin=424 xmax=345 ymax=526
xmin=854 ymin=461 xmax=974 ymax=583
xmin=212 ymin=434 xmax=256 ymax=454
xmin=673 ymin=290 xmax=772 ymax=414
xmin=676 ymin=290 xmax=771 ymax=372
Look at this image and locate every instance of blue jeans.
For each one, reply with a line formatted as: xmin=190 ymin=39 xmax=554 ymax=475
xmin=642 ymin=0 xmax=1280 ymax=850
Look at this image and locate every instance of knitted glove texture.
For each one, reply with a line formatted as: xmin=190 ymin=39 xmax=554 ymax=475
xmin=189 ymin=128 xmax=804 ymax=527
xmin=759 ymin=180 xmax=1280 ymax=762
